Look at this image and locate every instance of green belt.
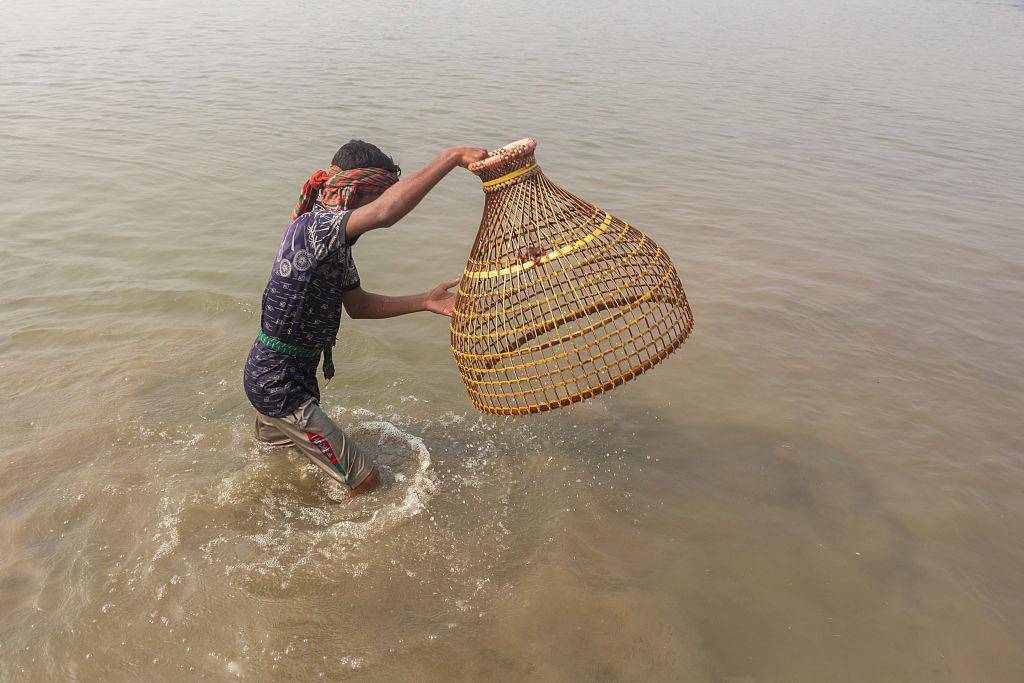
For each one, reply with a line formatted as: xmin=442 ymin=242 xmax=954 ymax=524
xmin=257 ymin=329 xmax=336 ymax=380
xmin=257 ymin=329 xmax=318 ymax=357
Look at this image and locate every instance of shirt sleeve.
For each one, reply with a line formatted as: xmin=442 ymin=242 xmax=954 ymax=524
xmin=305 ymin=209 xmax=351 ymax=261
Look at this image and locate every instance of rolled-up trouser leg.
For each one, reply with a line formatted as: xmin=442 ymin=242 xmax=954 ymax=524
xmin=253 ymin=399 xmax=375 ymax=490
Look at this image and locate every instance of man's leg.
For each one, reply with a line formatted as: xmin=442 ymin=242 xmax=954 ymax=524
xmin=255 ymin=400 xmax=378 ymax=492
xmin=255 ymin=413 xmax=293 ymax=447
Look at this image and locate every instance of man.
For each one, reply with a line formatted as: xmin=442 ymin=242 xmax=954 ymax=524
xmin=243 ymin=140 xmax=488 ymax=497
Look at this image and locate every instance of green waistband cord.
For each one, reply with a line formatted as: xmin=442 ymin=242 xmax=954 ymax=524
xmin=257 ymin=329 xmax=319 ymax=358
xmin=257 ymin=329 xmax=335 ymax=381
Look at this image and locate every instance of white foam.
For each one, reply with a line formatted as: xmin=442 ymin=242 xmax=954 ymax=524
xmin=348 ymin=420 xmax=436 ymax=537
xmin=150 ymin=496 xmax=180 ymax=566
xmin=210 ymin=416 xmax=436 ymax=582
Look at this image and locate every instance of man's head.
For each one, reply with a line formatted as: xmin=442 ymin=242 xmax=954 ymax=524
xmin=292 ymin=140 xmax=401 ymax=213
xmin=332 ymin=140 xmax=401 ymax=176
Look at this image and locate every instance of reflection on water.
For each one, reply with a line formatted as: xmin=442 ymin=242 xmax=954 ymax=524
xmin=1 ymin=0 xmax=1023 ymax=679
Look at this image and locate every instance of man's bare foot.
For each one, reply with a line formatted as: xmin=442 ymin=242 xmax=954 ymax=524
xmin=347 ymin=467 xmax=381 ymax=499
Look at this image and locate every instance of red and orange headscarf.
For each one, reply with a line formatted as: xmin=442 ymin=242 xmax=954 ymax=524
xmin=292 ymin=166 xmax=400 ymax=221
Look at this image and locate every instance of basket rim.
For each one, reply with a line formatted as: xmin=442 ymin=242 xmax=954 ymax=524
xmin=469 ymin=138 xmax=537 ymax=173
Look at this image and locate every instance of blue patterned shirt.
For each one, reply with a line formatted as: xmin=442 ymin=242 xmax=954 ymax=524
xmin=243 ymin=206 xmax=360 ymax=417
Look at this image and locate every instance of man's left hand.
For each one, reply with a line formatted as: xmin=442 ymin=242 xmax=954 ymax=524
xmin=425 ymin=277 xmax=461 ymax=316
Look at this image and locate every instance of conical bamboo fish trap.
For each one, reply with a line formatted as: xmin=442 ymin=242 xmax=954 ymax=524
xmin=451 ymin=138 xmax=694 ymax=415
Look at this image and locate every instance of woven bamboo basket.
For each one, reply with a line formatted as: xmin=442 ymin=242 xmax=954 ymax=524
xmin=451 ymin=138 xmax=694 ymax=415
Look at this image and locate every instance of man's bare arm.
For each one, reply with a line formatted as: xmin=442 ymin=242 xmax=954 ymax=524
xmin=341 ymin=279 xmax=460 ymax=319
xmin=345 ymin=147 xmax=487 ymax=241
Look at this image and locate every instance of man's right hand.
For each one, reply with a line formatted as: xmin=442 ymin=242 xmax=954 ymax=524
xmin=452 ymin=147 xmax=489 ymax=168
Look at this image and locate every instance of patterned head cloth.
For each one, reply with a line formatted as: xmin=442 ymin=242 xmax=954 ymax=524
xmin=292 ymin=166 xmax=400 ymax=221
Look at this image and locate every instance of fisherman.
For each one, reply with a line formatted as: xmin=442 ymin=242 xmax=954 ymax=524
xmin=243 ymin=141 xmax=488 ymax=497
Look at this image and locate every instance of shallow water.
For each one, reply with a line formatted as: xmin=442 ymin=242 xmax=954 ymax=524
xmin=1 ymin=0 xmax=1023 ymax=679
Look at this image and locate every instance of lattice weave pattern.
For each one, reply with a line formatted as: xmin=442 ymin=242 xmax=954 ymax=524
xmin=451 ymin=138 xmax=694 ymax=415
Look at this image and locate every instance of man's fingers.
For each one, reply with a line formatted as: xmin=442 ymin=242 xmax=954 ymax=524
xmin=441 ymin=277 xmax=460 ymax=291
xmin=458 ymin=147 xmax=490 ymax=167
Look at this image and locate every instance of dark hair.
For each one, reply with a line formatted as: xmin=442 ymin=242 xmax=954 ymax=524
xmin=331 ymin=140 xmax=401 ymax=175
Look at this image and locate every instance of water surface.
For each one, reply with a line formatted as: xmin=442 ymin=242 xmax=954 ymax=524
xmin=1 ymin=0 xmax=1023 ymax=679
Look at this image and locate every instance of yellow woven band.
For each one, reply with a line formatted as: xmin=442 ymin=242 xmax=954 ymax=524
xmin=465 ymin=214 xmax=613 ymax=279
xmin=481 ymin=163 xmax=538 ymax=188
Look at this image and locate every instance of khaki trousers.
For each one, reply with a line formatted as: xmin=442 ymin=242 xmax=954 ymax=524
xmin=254 ymin=399 xmax=375 ymax=490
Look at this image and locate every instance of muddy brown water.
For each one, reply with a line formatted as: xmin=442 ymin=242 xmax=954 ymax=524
xmin=1 ymin=0 xmax=1023 ymax=679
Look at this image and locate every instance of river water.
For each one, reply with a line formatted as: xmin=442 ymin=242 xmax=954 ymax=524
xmin=1 ymin=0 xmax=1023 ymax=680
